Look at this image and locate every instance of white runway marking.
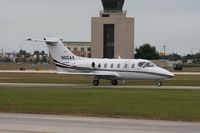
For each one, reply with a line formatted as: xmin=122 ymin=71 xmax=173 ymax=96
xmin=0 ymin=113 xmax=199 ymax=133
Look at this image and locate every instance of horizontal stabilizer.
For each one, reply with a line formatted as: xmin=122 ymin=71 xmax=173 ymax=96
xmin=26 ymin=38 xmax=59 ymax=43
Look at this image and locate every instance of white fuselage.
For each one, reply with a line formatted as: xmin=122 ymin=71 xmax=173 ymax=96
xmin=55 ymin=58 xmax=174 ymax=80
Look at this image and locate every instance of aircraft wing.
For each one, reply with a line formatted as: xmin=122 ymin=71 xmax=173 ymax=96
xmin=57 ymin=71 xmax=119 ymax=78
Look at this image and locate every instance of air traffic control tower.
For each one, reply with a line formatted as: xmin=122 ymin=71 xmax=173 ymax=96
xmin=91 ymin=0 xmax=134 ymax=58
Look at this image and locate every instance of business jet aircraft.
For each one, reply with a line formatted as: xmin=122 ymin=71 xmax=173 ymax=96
xmin=27 ymin=38 xmax=174 ymax=86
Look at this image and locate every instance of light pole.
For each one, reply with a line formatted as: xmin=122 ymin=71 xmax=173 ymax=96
xmin=163 ymin=45 xmax=166 ymax=56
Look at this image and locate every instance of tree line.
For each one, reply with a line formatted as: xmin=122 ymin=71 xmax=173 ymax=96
xmin=1 ymin=50 xmax=48 ymax=63
xmin=135 ymin=44 xmax=200 ymax=63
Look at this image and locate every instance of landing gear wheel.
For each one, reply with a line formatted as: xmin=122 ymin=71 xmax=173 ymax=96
xmin=111 ymin=80 xmax=118 ymax=86
xmin=157 ymin=80 xmax=162 ymax=87
xmin=93 ymin=80 xmax=99 ymax=86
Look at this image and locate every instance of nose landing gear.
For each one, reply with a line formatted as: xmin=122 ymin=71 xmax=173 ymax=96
xmin=156 ymin=80 xmax=162 ymax=87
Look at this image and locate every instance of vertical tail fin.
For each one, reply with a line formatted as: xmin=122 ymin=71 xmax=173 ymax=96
xmin=44 ymin=38 xmax=80 ymax=63
xmin=27 ymin=38 xmax=80 ymax=63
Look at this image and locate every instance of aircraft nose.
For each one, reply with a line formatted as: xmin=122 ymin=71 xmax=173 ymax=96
xmin=159 ymin=67 xmax=174 ymax=78
xmin=168 ymin=72 xmax=175 ymax=78
xmin=164 ymin=69 xmax=174 ymax=78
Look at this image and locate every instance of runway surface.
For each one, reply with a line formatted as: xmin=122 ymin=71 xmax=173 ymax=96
xmin=1 ymin=82 xmax=200 ymax=90
xmin=0 ymin=83 xmax=84 ymax=88
xmin=0 ymin=113 xmax=200 ymax=133
xmin=0 ymin=70 xmax=57 ymax=74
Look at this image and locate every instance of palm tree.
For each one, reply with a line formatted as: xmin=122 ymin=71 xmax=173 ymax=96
xmin=33 ymin=51 xmax=40 ymax=63
xmin=40 ymin=51 xmax=47 ymax=63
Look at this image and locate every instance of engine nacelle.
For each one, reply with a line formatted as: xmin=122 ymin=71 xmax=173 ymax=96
xmin=73 ymin=60 xmax=96 ymax=70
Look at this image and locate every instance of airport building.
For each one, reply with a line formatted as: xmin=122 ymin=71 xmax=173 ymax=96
xmin=91 ymin=0 xmax=134 ymax=58
xmin=64 ymin=0 xmax=135 ymax=59
xmin=63 ymin=41 xmax=91 ymax=58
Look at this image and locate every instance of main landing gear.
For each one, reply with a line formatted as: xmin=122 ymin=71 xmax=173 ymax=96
xmin=93 ymin=80 xmax=162 ymax=87
xmin=92 ymin=80 xmax=118 ymax=86
xmin=156 ymin=80 xmax=162 ymax=87
xmin=93 ymin=80 xmax=99 ymax=86
xmin=111 ymin=80 xmax=118 ymax=86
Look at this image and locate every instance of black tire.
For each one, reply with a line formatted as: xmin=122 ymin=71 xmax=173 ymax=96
xmin=20 ymin=67 xmax=25 ymax=71
xmin=93 ymin=80 xmax=99 ymax=86
xmin=111 ymin=80 xmax=118 ymax=86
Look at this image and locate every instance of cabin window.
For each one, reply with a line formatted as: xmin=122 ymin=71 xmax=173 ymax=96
xmin=132 ymin=64 xmax=135 ymax=68
xmin=92 ymin=62 xmax=95 ymax=68
xmin=117 ymin=64 xmax=120 ymax=68
xmin=124 ymin=64 xmax=128 ymax=69
xmin=138 ymin=62 xmax=146 ymax=67
xmin=110 ymin=63 xmax=114 ymax=68
xmin=104 ymin=63 xmax=107 ymax=68
xmin=98 ymin=63 xmax=101 ymax=68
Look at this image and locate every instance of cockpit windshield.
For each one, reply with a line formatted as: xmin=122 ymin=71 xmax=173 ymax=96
xmin=143 ymin=62 xmax=156 ymax=68
xmin=138 ymin=62 xmax=146 ymax=67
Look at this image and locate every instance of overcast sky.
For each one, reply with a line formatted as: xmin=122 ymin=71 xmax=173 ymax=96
xmin=0 ymin=0 xmax=200 ymax=55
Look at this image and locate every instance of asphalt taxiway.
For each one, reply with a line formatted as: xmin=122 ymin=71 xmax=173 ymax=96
xmin=0 ymin=113 xmax=200 ymax=133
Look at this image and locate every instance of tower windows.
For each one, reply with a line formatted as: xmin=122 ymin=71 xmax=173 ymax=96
xmin=103 ymin=24 xmax=114 ymax=59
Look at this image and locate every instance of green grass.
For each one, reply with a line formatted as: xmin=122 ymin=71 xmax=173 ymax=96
xmin=1 ymin=87 xmax=200 ymax=121
xmin=0 ymin=73 xmax=200 ymax=86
